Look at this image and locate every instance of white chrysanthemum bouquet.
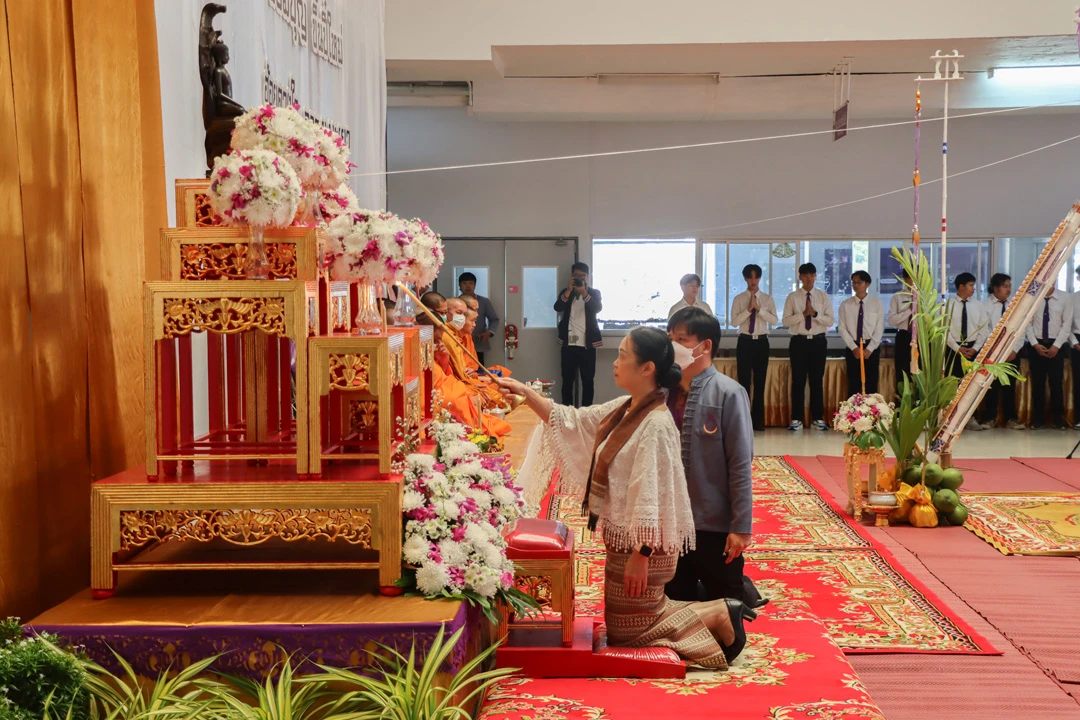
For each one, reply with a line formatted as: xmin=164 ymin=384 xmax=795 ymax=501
xmin=833 ymin=392 xmax=894 ymax=451
xmin=232 ymin=103 xmax=323 ymax=190
xmin=207 ymin=149 xmax=302 ymax=228
xmin=318 ymin=182 xmax=360 ymax=221
xmin=397 ymin=419 xmax=538 ymax=622
xmin=322 ymin=211 xmax=445 ymax=286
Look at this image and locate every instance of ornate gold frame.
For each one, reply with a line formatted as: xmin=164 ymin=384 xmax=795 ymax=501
xmin=308 ymin=334 xmax=406 ymax=475
xmin=91 ymin=479 xmax=402 ymax=596
xmin=143 ymin=281 xmax=309 ymax=476
xmin=497 ymin=558 xmax=575 ymax=647
xmin=159 ymin=227 xmax=319 ymax=282
xmin=174 ymin=178 xmax=216 ymax=228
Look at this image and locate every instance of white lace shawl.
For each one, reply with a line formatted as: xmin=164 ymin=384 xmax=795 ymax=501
xmin=517 ymin=397 xmax=696 ymax=555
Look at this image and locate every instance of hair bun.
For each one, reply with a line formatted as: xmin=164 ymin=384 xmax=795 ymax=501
xmin=659 ymin=363 xmax=683 ymax=389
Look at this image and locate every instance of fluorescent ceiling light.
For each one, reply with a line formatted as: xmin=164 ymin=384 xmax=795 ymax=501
xmin=988 ymin=66 xmax=1080 ymax=85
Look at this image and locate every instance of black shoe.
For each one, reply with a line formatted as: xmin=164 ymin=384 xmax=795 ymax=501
xmin=721 ymin=598 xmax=758 ymax=664
xmin=1032 ymin=424 xmax=1045 ymax=430
xmin=753 ymin=424 xmax=766 ymax=432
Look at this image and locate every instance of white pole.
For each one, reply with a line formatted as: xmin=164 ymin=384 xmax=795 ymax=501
xmin=940 ymin=80 xmax=949 ymax=300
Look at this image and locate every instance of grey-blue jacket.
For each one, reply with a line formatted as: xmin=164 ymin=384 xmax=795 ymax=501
xmin=677 ymin=365 xmax=754 ymax=535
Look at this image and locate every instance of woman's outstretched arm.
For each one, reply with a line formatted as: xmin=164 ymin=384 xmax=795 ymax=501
xmin=494 ymin=377 xmax=553 ymax=423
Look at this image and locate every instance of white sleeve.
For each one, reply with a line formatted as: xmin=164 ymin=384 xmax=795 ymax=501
xmin=869 ymin=299 xmax=885 ymax=352
xmin=730 ymin=293 xmax=751 ymax=327
xmin=837 ymin=301 xmax=857 ymax=350
xmin=516 ymin=397 xmax=626 ymax=513
xmin=782 ymin=293 xmax=802 ymax=330
xmin=1056 ymin=300 xmax=1074 ymax=348
xmin=759 ymin=294 xmax=779 ymax=325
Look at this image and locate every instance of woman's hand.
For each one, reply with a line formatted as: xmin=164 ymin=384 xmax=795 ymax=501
xmin=494 ymin=377 xmax=528 ymax=397
xmin=624 ymin=550 xmax=649 ymax=598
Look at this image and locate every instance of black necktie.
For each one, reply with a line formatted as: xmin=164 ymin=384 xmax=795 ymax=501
xmin=960 ymin=300 xmax=968 ymax=343
xmin=856 ymin=300 xmax=864 ymax=343
xmin=1043 ymin=300 xmax=1051 ymax=340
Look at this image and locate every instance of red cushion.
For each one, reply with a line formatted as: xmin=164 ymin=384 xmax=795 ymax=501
xmin=592 ymin=624 xmax=682 ymax=664
xmin=504 ymin=519 xmax=569 ymax=551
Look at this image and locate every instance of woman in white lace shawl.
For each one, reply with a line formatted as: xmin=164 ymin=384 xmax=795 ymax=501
xmin=496 ymin=327 xmax=756 ymax=668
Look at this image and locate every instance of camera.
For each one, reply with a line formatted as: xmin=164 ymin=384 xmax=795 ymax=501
xmin=573 ymin=278 xmax=584 ymax=287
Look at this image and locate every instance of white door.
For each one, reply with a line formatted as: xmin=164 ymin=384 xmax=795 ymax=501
xmin=436 ymin=239 xmax=507 ymax=368
xmin=504 ymin=239 xmax=578 ymax=394
xmin=437 ymin=238 xmax=578 ymax=396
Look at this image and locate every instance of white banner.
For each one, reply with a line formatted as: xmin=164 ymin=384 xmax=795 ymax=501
xmin=155 ymin=0 xmax=386 ymax=221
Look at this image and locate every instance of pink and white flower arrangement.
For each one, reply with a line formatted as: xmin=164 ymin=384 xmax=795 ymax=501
xmin=833 ymin=392 xmax=894 ymax=451
xmin=310 ymin=126 xmax=354 ymax=190
xmin=231 ymin=103 xmax=327 ymax=190
xmin=318 ymin=182 xmax=360 ymax=221
xmin=398 ymin=420 xmax=535 ymax=619
xmin=322 ymin=210 xmax=445 ymax=286
xmin=207 ymin=149 xmax=301 ymax=228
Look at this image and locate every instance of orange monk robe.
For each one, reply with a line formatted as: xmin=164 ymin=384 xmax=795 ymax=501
xmin=432 ymin=350 xmax=511 ymax=438
xmin=443 ymin=333 xmax=506 ymax=410
xmin=460 ymin=332 xmax=512 ymax=377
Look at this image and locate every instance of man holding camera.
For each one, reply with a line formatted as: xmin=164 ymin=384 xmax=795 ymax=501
xmin=554 ymin=262 xmax=603 ymax=406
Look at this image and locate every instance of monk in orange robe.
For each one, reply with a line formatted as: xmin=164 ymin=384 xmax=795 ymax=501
xmin=444 ymin=298 xmax=508 ymax=411
xmin=459 ymin=295 xmax=512 ymax=377
xmin=417 ymin=313 xmax=510 ymax=437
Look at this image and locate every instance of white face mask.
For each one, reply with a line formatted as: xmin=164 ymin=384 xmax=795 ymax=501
xmin=448 ymin=313 xmax=467 ymax=330
xmin=671 ymin=340 xmax=706 ymax=370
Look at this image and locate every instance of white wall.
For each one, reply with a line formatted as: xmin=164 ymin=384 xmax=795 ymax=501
xmin=387 ymin=0 xmax=1077 ymax=61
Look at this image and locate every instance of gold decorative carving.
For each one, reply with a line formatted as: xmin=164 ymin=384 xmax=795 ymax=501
xmin=514 ymin=574 xmax=554 ymax=608
xmin=331 ymin=295 xmax=349 ymax=332
xmin=349 ymin=400 xmax=379 ymax=433
xmin=391 ymin=350 xmax=404 ymax=386
xmin=328 ymin=353 xmax=371 ymax=391
xmin=178 ymin=242 xmax=298 ymax=280
xmin=307 ymin=296 xmax=318 ymax=336
xmin=193 ymin=192 xmax=221 ymax=227
xmin=420 ymin=340 xmax=433 ymax=371
xmin=162 ymin=297 xmax=287 ymax=339
xmin=118 ymin=508 xmax=373 ymax=549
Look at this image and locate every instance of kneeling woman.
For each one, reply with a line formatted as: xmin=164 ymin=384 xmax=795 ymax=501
xmin=496 ymin=328 xmax=755 ymax=668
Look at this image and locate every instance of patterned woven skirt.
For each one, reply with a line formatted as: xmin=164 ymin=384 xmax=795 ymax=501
xmin=603 ymin=547 xmax=729 ymax=669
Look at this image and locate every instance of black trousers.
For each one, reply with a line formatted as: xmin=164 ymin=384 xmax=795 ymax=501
xmin=789 ymin=334 xmax=827 ymax=423
xmin=736 ymin=335 xmax=769 ymax=429
xmin=981 ymin=357 xmax=1019 ymax=424
xmin=560 ymin=345 xmax=596 ymax=407
xmin=1073 ymin=338 xmax=1080 ymax=425
xmin=894 ymin=330 xmax=912 ymax=387
xmin=665 ymin=530 xmax=746 ymax=603
xmin=844 ymin=347 xmax=881 ymax=396
xmin=946 ymin=343 xmax=973 ymax=378
xmin=1029 ymin=340 xmax=1066 ymax=427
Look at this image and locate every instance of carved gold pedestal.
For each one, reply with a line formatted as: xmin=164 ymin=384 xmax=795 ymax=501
xmin=843 ymin=443 xmax=886 ymax=522
xmin=499 ymin=531 xmax=576 ymax=648
xmin=308 ymin=334 xmax=411 ymax=475
xmin=91 ymin=473 xmax=402 ymax=598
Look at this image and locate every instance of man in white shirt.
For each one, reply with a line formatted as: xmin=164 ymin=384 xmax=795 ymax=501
xmin=668 ymin=273 xmax=714 ymax=319
xmin=838 ymin=271 xmax=885 ymax=397
xmin=783 ymin=262 xmax=834 ymax=431
xmin=730 ymin=263 xmax=777 ymax=430
xmin=945 ymin=272 xmax=989 ymax=379
xmin=980 ymin=273 xmax=1022 ymax=429
xmin=1026 ymin=285 xmax=1074 ymax=429
xmin=888 ymin=269 xmax=915 ymax=384
xmin=1072 ymin=267 xmax=1080 ymax=429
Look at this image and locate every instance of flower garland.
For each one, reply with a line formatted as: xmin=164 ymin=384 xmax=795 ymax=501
xmin=207 ymin=149 xmax=302 ymax=228
xmin=397 ymin=419 xmax=537 ymax=622
xmin=318 ymin=182 xmax=361 ymax=221
xmin=833 ymin=392 xmax=894 ymax=451
xmin=322 ymin=210 xmax=444 ymax=286
xmin=311 ymin=126 xmax=355 ymax=190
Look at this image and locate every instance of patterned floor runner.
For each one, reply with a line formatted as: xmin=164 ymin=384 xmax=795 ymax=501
xmin=480 ymin=608 xmax=886 ymax=720
xmin=962 ymin=493 xmax=1080 ymax=556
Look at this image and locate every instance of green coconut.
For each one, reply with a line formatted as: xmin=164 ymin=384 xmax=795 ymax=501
xmin=945 ymin=504 xmax=969 ymax=526
xmin=901 ymin=465 xmax=923 ymax=487
xmin=922 ymin=463 xmax=945 ymax=488
xmin=940 ymin=467 xmax=964 ymax=491
xmin=933 ymin=488 xmax=960 ymax=513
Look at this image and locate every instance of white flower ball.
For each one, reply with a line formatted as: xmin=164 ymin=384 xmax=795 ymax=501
xmin=403 ymin=534 xmax=430 ymax=565
xmin=415 ymin=562 xmax=450 ymax=595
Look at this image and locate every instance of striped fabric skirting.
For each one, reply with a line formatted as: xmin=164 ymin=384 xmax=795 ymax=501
xmin=603 ymin=547 xmax=729 ymax=669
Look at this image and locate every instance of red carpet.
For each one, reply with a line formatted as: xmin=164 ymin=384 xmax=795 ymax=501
xmin=1011 ymin=456 xmax=1080 ymax=492
xmin=480 ymin=610 xmax=886 ymax=720
xmin=796 ymin=455 xmax=1080 ymax=719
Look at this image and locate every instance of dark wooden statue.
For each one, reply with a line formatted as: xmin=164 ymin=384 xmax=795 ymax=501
xmin=199 ymin=3 xmax=246 ymax=173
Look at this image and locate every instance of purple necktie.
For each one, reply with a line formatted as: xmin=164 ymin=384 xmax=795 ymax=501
xmin=1043 ymin=300 xmax=1051 ymax=339
xmin=805 ymin=293 xmax=813 ymax=331
xmin=748 ymin=300 xmax=757 ymax=334
xmin=856 ymin=300 xmax=864 ymax=343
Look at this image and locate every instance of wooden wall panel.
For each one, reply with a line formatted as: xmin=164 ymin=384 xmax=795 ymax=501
xmin=0 ymin=0 xmax=41 ymax=619
xmin=72 ymin=0 xmax=167 ymax=481
xmin=7 ymin=0 xmax=91 ymax=609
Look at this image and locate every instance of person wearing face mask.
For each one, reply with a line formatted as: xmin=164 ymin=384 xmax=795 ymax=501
xmin=440 ymin=297 xmax=509 ymax=412
xmin=458 ymin=295 xmax=513 ymax=379
xmin=664 ymin=307 xmax=762 ymax=610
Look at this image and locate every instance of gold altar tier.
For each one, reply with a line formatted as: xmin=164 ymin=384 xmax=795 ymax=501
xmin=90 ymin=464 xmax=403 ymax=599
xmin=711 ymin=356 xmax=1076 ymax=427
